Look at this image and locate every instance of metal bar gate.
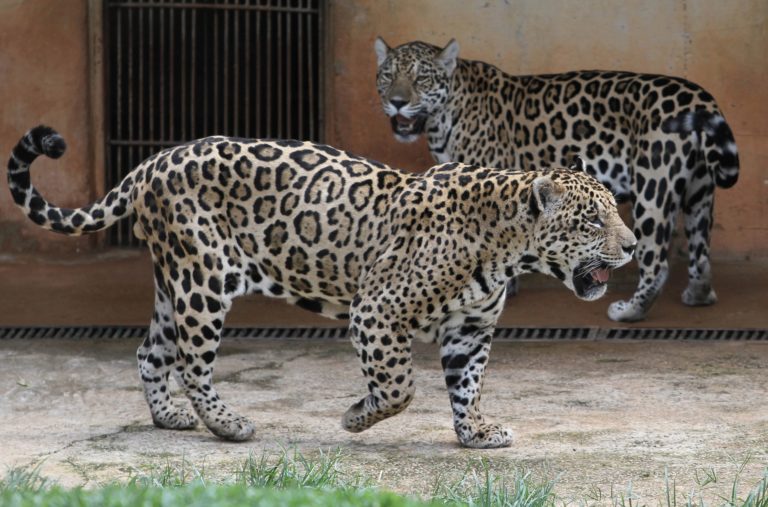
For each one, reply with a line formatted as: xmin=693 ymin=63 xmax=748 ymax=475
xmin=104 ymin=0 xmax=325 ymax=246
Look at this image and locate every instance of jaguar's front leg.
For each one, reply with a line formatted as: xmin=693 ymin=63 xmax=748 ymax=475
xmin=440 ymin=291 xmax=511 ymax=448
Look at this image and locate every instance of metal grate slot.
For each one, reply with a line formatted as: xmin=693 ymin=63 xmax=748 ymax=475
xmin=104 ymin=0 xmax=325 ymax=246
xmin=1 ymin=326 xmax=766 ymax=341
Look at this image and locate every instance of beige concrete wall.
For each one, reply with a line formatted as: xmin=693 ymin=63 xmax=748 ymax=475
xmin=0 ymin=0 xmax=94 ymax=254
xmin=326 ymin=0 xmax=768 ymax=260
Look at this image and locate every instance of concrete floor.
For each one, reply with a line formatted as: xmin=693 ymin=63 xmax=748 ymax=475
xmin=0 ymin=338 xmax=766 ymax=503
xmin=0 ymin=249 xmax=765 ymax=329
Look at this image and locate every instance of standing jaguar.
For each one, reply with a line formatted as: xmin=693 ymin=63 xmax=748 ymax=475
xmin=374 ymin=38 xmax=739 ymax=322
xmin=8 ymin=125 xmax=635 ymax=447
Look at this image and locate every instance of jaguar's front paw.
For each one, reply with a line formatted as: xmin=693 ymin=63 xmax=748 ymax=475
xmin=457 ymin=422 xmax=513 ymax=449
xmin=207 ymin=414 xmax=255 ymax=441
xmin=607 ymin=299 xmax=647 ymax=322
xmin=342 ymin=392 xmax=413 ymax=433
xmin=342 ymin=397 xmax=377 ymax=433
xmin=152 ymin=406 xmax=199 ymax=430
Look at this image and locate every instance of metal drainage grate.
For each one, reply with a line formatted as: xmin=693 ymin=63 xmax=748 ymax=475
xmin=0 ymin=326 xmax=766 ymax=341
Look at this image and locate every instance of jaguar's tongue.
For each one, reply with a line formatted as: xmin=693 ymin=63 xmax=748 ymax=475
xmin=396 ymin=114 xmax=416 ymax=126
xmin=591 ymin=268 xmax=611 ymax=283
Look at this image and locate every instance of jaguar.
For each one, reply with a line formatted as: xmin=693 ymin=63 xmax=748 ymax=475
xmin=8 ymin=125 xmax=635 ymax=447
xmin=374 ymin=37 xmax=739 ymax=322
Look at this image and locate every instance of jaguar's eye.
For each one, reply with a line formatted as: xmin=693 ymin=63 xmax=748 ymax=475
xmin=588 ymin=216 xmax=605 ymax=229
xmin=378 ymin=71 xmax=392 ymax=82
xmin=415 ymin=74 xmax=431 ymax=86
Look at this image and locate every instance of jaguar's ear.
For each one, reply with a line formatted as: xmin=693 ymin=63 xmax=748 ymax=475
xmin=529 ymin=175 xmax=565 ymax=218
xmin=569 ymin=156 xmax=585 ymax=172
xmin=435 ymin=38 xmax=460 ymax=75
xmin=374 ymin=36 xmax=391 ymax=67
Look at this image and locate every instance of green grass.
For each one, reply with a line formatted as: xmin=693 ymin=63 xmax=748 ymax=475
xmin=583 ymin=463 xmax=768 ymax=507
xmin=2 ymin=449 xmax=767 ymax=507
xmin=0 ymin=449 xmax=437 ymax=507
xmin=0 ymin=463 xmax=50 ymax=494
xmin=432 ymin=459 xmax=556 ymax=507
xmin=128 ymin=447 xmax=369 ymax=490
xmin=0 ymin=484 xmax=434 ymax=507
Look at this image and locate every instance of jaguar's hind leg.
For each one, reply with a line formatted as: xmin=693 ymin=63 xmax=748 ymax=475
xmin=137 ymin=277 xmax=198 ymax=430
xmin=608 ymin=189 xmax=677 ymax=322
xmin=505 ymin=277 xmax=519 ymax=297
xmin=607 ymin=234 xmax=670 ymax=322
xmin=168 ymin=275 xmax=255 ymax=441
xmin=681 ymin=173 xmax=718 ymax=306
xmin=342 ymin=320 xmax=417 ymax=432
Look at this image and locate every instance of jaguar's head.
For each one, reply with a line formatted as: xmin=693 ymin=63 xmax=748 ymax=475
xmin=525 ymin=167 xmax=637 ymax=301
xmin=374 ymin=37 xmax=459 ymax=143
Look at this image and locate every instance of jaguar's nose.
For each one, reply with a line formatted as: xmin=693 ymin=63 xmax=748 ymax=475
xmin=622 ymin=242 xmax=636 ymax=257
xmin=390 ymin=98 xmax=408 ymax=110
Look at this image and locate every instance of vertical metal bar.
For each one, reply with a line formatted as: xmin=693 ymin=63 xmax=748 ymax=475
xmin=202 ymin=7 xmax=208 ymax=139
xmin=213 ymin=3 xmax=219 ymax=135
xmin=127 ymin=4 xmax=134 ymax=153
xmin=173 ymin=6 xmax=178 ymax=142
xmin=167 ymin=6 xmax=174 ymax=144
xmin=115 ymin=4 xmax=122 ymax=168
xmin=159 ymin=6 xmax=166 ymax=144
xmin=317 ymin=0 xmax=324 ymax=142
xmin=223 ymin=0 xmax=230 ymax=135
xmin=174 ymin=6 xmax=180 ymax=144
xmin=148 ymin=6 xmax=155 ymax=143
xmin=139 ymin=5 xmax=145 ymax=142
xmin=181 ymin=7 xmax=187 ymax=141
xmin=306 ymin=0 xmax=315 ymax=141
xmin=276 ymin=0 xmax=283 ymax=137
xmin=297 ymin=0 xmax=304 ymax=139
xmin=244 ymin=2 xmax=251 ymax=136
xmin=191 ymin=8 xmax=197 ymax=137
xmin=210 ymin=7 xmax=217 ymax=135
xmin=216 ymin=5 xmax=222 ymax=135
xmin=255 ymin=3 xmax=262 ymax=137
xmin=266 ymin=2 xmax=272 ymax=136
xmin=285 ymin=0 xmax=292 ymax=138
xmin=232 ymin=0 xmax=239 ymax=135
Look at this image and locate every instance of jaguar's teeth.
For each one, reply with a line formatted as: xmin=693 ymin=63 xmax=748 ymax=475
xmin=590 ymin=268 xmax=611 ymax=283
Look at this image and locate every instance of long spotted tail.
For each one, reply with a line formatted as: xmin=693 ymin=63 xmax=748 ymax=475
xmin=662 ymin=110 xmax=739 ymax=189
xmin=7 ymin=125 xmax=135 ymax=235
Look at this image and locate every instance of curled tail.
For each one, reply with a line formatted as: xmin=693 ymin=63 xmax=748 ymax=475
xmin=662 ymin=110 xmax=739 ymax=189
xmin=7 ymin=125 xmax=136 ymax=235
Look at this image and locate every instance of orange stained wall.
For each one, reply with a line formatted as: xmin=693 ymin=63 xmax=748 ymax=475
xmin=0 ymin=0 xmax=94 ymax=254
xmin=0 ymin=0 xmax=765 ymax=260
xmin=326 ymin=0 xmax=768 ymax=260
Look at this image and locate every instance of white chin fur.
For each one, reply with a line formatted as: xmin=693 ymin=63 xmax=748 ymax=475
xmin=574 ymin=284 xmax=608 ymax=302
xmin=395 ymin=133 xmax=420 ymax=143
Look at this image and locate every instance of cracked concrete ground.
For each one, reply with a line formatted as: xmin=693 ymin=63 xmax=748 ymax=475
xmin=1 ymin=337 xmax=767 ymax=502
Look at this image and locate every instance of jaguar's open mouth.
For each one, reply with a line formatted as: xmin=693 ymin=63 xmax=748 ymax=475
xmin=572 ymin=261 xmax=612 ymax=301
xmin=390 ymin=114 xmax=427 ymax=141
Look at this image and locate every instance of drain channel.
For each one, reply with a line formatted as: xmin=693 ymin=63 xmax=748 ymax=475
xmin=0 ymin=326 xmax=765 ymax=341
